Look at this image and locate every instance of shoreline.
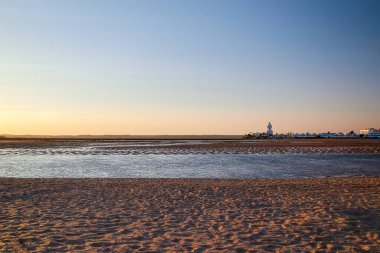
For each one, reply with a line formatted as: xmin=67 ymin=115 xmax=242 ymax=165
xmin=1 ymin=177 xmax=379 ymax=252
xmin=1 ymin=174 xmax=380 ymax=179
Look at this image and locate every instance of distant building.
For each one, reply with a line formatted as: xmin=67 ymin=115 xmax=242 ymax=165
xmin=360 ymin=128 xmax=380 ymax=135
xmin=267 ymin=122 xmax=273 ymax=136
xmin=320 ymin=133 xmax=338 ymax=138
xmin=343 ymin=132 xmax=358 ymax=138
xmin=320 ymin=132 xmax=359 ymax=138
xmin=367 ymin=133 xmax=380 ymax=138
xmin=294 ymin=133 xmax=318 ymax=138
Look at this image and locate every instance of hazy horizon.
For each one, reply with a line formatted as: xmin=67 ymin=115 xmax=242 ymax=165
xmin=1 ymin=0 xmax=379 ymax=135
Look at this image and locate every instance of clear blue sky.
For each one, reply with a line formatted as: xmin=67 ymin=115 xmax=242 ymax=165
xmin=1 ymin=0 xmax=379 ymax=134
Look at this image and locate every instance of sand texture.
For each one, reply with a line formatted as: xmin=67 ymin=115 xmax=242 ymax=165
xmin=1 ymin=139 xmax=380 ymax=155
xmin=1 ymin=177 xmax=379 ymax=252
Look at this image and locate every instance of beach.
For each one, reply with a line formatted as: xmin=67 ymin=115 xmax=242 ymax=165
xmin=3 ymin=0 xmax=380 ymax=252
xmin=1 ymin=177 xmax=379 ymax=252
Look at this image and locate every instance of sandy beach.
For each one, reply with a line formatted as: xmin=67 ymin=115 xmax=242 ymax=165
xmin=2 ymin=0 xmax=379 ymax=252
xmin=1 ymin=177 xmax=379 ymax=252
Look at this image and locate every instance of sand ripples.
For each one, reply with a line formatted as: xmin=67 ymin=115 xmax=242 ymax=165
xmin=1 ymin=145 xmax=380 ymax=156
xmin=1 ymin=178 xmax=379 ymax=252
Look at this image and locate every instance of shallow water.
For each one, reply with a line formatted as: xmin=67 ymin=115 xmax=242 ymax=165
xmin=1 ymin=150 xmax=379 ymax=178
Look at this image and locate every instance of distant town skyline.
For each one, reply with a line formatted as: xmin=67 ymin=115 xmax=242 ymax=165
xmin=1 ymin=0 xmax=379 ymax=135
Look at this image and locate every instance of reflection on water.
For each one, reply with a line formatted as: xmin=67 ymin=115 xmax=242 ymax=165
xmin=0 ymin=152 xmax=379 ymax=178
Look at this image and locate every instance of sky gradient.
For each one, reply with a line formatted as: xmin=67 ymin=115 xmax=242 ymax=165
xmin=1 ymin=0 xmax=379 ymax=135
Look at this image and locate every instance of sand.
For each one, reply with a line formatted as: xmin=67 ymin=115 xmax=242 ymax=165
xmin=1 ymin=139 xmax=380 ymax=155
xmin=1 ymin=177 xmax=379 ymax=252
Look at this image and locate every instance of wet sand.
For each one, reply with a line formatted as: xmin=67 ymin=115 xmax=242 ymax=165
xmin=1 ymin=139 xmax=380 ymax=155
xmin=1 ymin=177 xmax=379 ymax=252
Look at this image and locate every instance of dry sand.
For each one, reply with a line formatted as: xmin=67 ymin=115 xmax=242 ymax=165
xmin=1 ymin=177 xmax=379 ymax=252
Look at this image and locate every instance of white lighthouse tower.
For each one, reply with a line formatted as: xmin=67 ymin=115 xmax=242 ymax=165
xmin=267 ymin=122 xmax=273 ymax=136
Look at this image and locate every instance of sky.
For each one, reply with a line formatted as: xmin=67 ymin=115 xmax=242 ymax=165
xmin=1 ymin=0 xmax=379 ymax=135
